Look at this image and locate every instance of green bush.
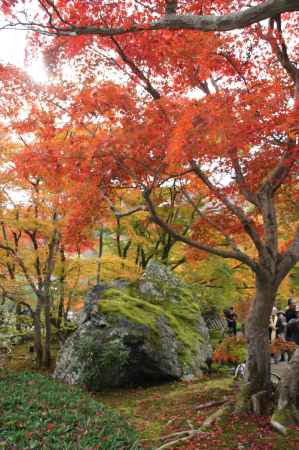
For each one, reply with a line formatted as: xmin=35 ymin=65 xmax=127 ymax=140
xmin=213 ymin=336 xmax=247 ymax=364
xmin=0 ymin=370 xmax=141 ymax=449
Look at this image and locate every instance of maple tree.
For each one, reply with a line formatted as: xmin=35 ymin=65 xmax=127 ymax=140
xmin=0 ymin=87 xmax=98 ymax=367
xmin=0 ymin=175 xmax=62 ymax=367
xmin=0 ymin=0 xmax=299 ymax=420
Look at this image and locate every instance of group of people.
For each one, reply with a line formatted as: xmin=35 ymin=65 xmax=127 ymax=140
xmin=223 ymin=298 xmax=299 ymax=345
xmin=269 ymin=298 xmax=299 ymax=344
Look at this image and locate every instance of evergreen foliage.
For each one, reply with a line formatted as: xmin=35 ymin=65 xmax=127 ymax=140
xmin=0 ymin=370 xmax=141 ymax=449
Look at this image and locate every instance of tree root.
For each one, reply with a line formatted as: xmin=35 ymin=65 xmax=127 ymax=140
xmin=201 ymin=403 xmax=229 ymax=429
xmin=270 ymin=418 xmax=287 ymax=435
xmin=154 ymin=428 xmax=205 ymax=450
xmin=154 ymin=403 xmax=230 ymax=450
xmin=251 ymin=390 xmax=269 ymax=415
xmin=194 ymin=397 xmax=228 ymax=411
xmin=271 ymin=403 xmax=299 ymax=434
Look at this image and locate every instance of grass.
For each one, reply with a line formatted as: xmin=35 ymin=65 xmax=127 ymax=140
xmin=2 ymin=341 xmax=61 ymax=373
xmin=0 ymin=370 xmax=141 ymax=450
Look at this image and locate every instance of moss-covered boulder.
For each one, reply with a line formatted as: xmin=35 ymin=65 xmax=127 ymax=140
xmin=54 ymin=262 xmax=212 ymax=389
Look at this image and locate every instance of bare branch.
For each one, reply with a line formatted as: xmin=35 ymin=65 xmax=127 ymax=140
xmin=115 ymin=206 xmax=147 ymax=219
xmin=252 ymin=144 xmax=290 ymax=264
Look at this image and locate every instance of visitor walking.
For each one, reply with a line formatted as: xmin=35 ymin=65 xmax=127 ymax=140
xmin=224 ymin=307 xmax=237 ymax=336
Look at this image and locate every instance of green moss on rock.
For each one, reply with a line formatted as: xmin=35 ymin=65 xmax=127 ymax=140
xmin=98 ymin=286 xmax=203 ymax=367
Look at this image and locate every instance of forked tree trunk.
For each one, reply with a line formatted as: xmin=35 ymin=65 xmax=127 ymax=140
xmin=271 ymin=348 xmax=299 ymax=431
xmin=34 ymin=298 xmax=43 ymax=368
xmin=242 ymin=275 xmax=277 ymax=412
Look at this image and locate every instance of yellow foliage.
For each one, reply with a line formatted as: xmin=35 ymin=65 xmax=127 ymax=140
xmin=97 ymin=254 xmax=142 ymax=282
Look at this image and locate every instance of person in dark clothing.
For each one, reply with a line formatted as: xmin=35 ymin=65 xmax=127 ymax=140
xmin=276 ymin=311 xmax=287 ymax=340
xmin=224 ymin=307 xmax=237 ymax=336
xmin=285 ymin=299 xmax=297 ymax=343
xmin=286 ymin=307 xmax=299 ymax=345
xmin=285 ymin=298 xmax=297 ymax=323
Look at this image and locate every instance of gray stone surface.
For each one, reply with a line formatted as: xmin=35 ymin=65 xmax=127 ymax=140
xmin=139 ymin=261 xmax=182 ymax=301
xmin=54 ymin=263 xmax=212 ymax=390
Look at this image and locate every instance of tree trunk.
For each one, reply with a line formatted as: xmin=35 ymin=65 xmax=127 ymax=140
xmin=57 ymin=294 xmax=64 ymax=329
xmin=34 ymin=298 xmax=43 ymax=368
xmin=43 ymin=295 xmax=52 ymax=368
xmin=57 ymin=246 xmax=66 ymax=328
xmin=242 ymin=275 xmax=277 ymax=412
xmin=15 ymin=302 xmax=22 ymax=331
xmin=96 ymin=228 xmax=103 ymax=284
xmin=271 ymin=348 xmax=299 ymax=432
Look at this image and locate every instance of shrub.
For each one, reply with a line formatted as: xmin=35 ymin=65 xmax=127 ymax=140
xmin=270 ymin=337 xmax=296 ymax=354
xmin=0 ymin=370 xmax=141 ymax=449
xmin=213 ymin=336 xmax=247 ymax=364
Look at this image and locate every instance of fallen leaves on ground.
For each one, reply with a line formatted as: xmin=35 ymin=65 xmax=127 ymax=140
xmin=94 ymin=376 xmax=299 ymax=450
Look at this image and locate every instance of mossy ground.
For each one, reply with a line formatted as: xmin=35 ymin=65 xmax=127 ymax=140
xmin=272 ymin=405 xmax=298 ymax=427
xmin=95 ymin=376 xmax=299 ymax=449
xmin=1 ymin=341 xmax=61 ymax=373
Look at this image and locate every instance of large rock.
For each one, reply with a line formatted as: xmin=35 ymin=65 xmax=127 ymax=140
xmin=54 ymin=261 xmax=212 ymax=389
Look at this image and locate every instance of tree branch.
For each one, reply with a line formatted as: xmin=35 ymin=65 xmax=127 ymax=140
xmin=4 ymin=0 xmax=298 ymax=36
xmin=275 ymin=226 xmax=299 ymax=286
xmin=109 ymin=35 xmax=161 ymax=100
xmin=266 ymin=15 xmax=299 ymax=84
xmin=143 ymin=187 xmax=259 ymax=272
xmin=181 ymin=188 xmax=243 ymax=254
xmin=190 ymin=161 xmax=265 ymax=259
xmin=230 ymin=151 xmax=260 ymax=207
xmin=258 ymin=141 xmax=299 ymax=196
